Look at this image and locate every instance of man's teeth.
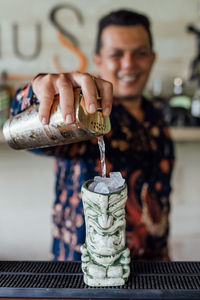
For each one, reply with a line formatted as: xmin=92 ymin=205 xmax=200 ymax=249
xmin=119 ymin=75 xmax=136 ymax=82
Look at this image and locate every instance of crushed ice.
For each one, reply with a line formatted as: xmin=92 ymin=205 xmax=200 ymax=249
xmin=88 ymin=172 xmax=125 ymax=194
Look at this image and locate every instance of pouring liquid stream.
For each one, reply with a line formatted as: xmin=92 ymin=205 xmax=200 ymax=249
xmin=97 ymin=135 xmax=106 ymax=178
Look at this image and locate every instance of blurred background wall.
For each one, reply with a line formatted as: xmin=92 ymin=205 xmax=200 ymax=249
xmin=0 ymin=0 xmax=198 ymax=90
xmin=0 ymin=0 xmax=200 ymax=260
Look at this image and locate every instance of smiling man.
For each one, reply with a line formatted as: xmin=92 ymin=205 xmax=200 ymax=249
xmin=94 ymin=24 xmax=155 ymax=101
xmin=93 ymin=11 xmax=155 ymax=124
xmin=11 ymin=9 xmax=174 ymax=261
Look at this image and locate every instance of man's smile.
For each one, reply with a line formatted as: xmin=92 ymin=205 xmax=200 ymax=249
xmin=117 ymin=74 xmax=137 ymax=83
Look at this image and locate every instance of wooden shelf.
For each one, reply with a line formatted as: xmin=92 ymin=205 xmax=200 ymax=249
xmin=1 ymin=128 xmax=200 ymax=145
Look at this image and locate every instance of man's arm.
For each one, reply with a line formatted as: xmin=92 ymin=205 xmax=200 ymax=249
xmin=10 ymin=72 xmax=113 ymax=158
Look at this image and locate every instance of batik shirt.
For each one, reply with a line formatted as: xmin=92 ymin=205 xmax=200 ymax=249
xmin=11 ymin=84 xmax=175 ymax=261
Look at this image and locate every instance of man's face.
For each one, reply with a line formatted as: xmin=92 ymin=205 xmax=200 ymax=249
xmin=93 ymin=25 xmax=156 ymax=100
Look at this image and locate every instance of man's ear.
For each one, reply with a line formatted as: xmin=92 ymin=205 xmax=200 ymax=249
xmin=93 ymin=54 xmax=102 ymax=67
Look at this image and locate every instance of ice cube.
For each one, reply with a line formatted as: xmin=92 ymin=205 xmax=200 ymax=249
xmin=88 ymin=181 xmax=97 ymax=192
xmin=94 ymin=176 xmax=102 ymax=182
xmin=94 ymin=176 xmax=110 ymax=184
xmin=94 ymin=182 xmax=110 ymax=194
xmin=109 ymin=172 xmax=125 ymax=188
xmin=88 ymin=172 xmax=125 ymax=193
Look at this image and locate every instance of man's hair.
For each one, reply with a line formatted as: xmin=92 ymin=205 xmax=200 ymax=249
xmin=95 ymin=9 xmax=153 ymax=54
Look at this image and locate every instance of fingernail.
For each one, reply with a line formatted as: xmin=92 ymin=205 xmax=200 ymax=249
xmin=103 ymin=107 xmax=111 ymax=117
xmin=89 ymin=103 xmax=96 ymax=113
xmin=42 ymin=117 xmax=47 ymax=125
xmin=66 ymin=114 xmax=73 ymax=124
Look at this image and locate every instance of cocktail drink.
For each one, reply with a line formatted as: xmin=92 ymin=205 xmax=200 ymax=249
xmin=81 ymin=175 xmax=130 ymax=286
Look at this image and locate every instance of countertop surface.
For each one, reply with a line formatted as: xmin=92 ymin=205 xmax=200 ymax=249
xmin=0 ymin=260 xmax=199 ymax=299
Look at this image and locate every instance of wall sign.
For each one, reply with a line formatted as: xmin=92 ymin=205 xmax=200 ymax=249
xmin=0 ymin=3 xmax=87 ymax=81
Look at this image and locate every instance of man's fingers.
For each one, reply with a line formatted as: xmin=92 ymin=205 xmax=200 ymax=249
xmin=56 ymin=74 xmax=74 ymax=124
xmin=94 ymin=78 xmax=113 ymax=117
xmin=67 ymin=73 xmax=98 ymax=114
xmin=38 ymin=94 xmax=54 ymax=124
xmin=32 ymin=72 xmax=113 ymax=126
xmin=33 ymin=74 xmax=56 ymax=124
xmin=67 ymin=72 xmax=113 ymax=116
xmin=80 ymin=73 xmax=98 ymax=114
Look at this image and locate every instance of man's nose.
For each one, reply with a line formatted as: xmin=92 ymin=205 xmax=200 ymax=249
xmin=121 ymin=53 xmax=135 ymax=69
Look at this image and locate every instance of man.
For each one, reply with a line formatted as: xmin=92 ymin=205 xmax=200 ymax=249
xmin=11 ymin=9 xmax=174 ymax=261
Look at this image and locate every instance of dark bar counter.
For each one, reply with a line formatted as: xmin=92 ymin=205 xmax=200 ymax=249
xmin=0 ymin=260 xmax=199 ymax=299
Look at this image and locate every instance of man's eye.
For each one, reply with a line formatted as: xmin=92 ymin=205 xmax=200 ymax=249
xmin=134 ymin=50 xmax=149 ymax=57
xmin=110 ymin=52 xmax=122 ymax=58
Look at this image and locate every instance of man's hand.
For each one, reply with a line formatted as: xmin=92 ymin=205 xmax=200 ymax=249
xmin=32 ymin=72 xmax=113 ymax=125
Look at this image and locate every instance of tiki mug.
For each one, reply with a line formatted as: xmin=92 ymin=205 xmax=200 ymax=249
xmin=80 ymin=179 xmax=130 ymax=287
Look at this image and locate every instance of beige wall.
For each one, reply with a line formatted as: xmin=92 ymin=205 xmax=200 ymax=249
xmin=169 ymin=142 xmax=200 ymax=260
xmin=0 ymin=144 xmax=54 ymax=260
xmin=0 ymin=0 xmax=199 ymax=93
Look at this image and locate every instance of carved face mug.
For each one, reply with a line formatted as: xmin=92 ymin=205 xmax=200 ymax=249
xmin=81 ymin=179 xmax=130 ymax=287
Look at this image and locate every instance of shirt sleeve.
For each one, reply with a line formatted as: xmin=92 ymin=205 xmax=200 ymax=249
xmin=11 ymin=83 xmax=39 ymax=117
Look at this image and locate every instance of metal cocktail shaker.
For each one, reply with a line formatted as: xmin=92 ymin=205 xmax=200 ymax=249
xmin=3 ymin=88 xmax=111 ymax=150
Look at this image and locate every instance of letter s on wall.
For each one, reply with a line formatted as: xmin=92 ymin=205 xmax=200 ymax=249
xmin=49 ymin=4 xmax=87 ymax=72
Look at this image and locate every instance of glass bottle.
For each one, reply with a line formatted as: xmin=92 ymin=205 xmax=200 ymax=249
xmin=151 ymin=78 xmax=171 ymax=125
xmin=169 ymin=77 xmax=192 ymax=127
xmin=191 ymin=83 xmax=200 ymax=125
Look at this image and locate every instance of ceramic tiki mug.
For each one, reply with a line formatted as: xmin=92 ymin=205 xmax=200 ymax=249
xmin=80 ymin=179 xmax=130 ymax=286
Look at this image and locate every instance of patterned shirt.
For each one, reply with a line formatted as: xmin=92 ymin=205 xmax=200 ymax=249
xmin=11 ymin=84 xmax=175 ymax=261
